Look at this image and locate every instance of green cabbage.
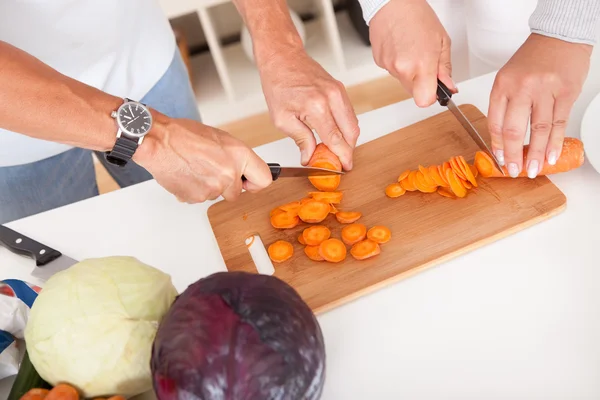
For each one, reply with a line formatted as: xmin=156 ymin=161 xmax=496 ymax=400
xmin=24 ymin=256 xmax=178 ymax=398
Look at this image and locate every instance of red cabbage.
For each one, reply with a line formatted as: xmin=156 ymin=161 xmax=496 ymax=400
xmin=150 ymin=271 xmax=326 ymax=400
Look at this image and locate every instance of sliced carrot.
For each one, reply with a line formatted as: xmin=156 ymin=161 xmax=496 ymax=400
xmin=268 ymin=240 xmax=294 ymax=263
xmin=19 ymin=389 xmax=50 ymax=400
xmin=408 ymin=170 xmax=419 ymax=191
xmin=318 ymin=238 xmax=347 ymax=262
xmin=397 ymin=169 xmax=410 ymax=182
xmin=400 ymin=175 xmax=417 ymax=192
xmin=474 ymin=137 xmax=584 ymax=178
xmin=270 ymin=211 xmax=300 ymax=229
xmin=309 ymin=191 xmax=343 ymax=204
xmin=437 ymin=187 xmax=456 ymax=199
xmin=270 ymin=207 xmax=284 ymax=217
xmin=418 ymin=165 xmax=437 ymax=187
xmin=46 ymin=384 xmax=79 ymax=400
xmin=350 ymin=239 xmax=381 ymax=260
xmin=450 ymin=157 xmax=467 ymax=181
xmin=298 ymin=200 xmax=330 ymax=223
xmin=307 ymin=143 xmax=343 ymax=191
xmin=438 ymin=165 xmax=449 ymax=186
xmin=429 ymin=165 xmax=447 ymax=187
xmin=329 ymin=203 xmax=339 ymax=214
xmin=298 ymin=234 xmax=306 ymax=245
xmin=300 ymin=197 xmax=313 ymax=205
xmin=445 ymin=168 xmax=467 ymax=198
xmin=335 ymin=211 xmax=362 ymax=224
xmin=341 ymin=223 xmax=367 ymax=246
xmin=385 ymin=183 xmax=406 ymax=198
xmin=367 ymin=226 xmax=391 ymax=244
xmin=304 ymin=245 xmax=324 ymax=261
xmin=414 ymin=171 xmax=437 ymax=193
xmin=279 ymin=201 xmax=301 ymax=213
xmin=462 ymin=179 xmax=473 ymax=190
xmin=469 ymin=164 xmax=479 ymax=178
xmin=458 ymin=156 xmax=478 ymax=187
xmin=308 ymin=143 xmax=343 ymax=170
xmin=302 ymin=225 xmax=331 ymax=246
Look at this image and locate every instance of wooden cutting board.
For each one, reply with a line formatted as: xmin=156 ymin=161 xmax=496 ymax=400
xmin=207 ymin=104 xmax=566 ymax=314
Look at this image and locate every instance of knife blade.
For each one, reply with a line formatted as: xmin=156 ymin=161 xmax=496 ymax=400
xmin=436 ymin=80 xmax=506 ymax=176
xmin=0 ymin=224 xmax=79 ymax=281
xmin=242 ymin=163 xmax=344 ymax=182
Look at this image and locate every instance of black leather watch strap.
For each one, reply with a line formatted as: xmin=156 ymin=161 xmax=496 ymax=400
xmin=105 ymin=135 xmax=139 ymax=167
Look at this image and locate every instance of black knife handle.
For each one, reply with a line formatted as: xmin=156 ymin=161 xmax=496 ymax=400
xmin=241 ymin=163 xmax=281 ymax=182
xmin=436 ymin=79 xmax=452 ymax=107
xmin=0 ymin=225 xmax=62 ymax=266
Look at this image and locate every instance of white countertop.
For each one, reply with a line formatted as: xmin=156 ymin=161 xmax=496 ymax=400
xmin=3 ymin=69 xmax=600 ymax=399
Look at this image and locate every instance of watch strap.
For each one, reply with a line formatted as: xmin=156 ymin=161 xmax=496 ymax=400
xmin=105 ymin=135 xmax=139 ymax=167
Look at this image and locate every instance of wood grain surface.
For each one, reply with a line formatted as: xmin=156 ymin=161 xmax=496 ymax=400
xmin=207 ymin=104 xmax=567 ymax=314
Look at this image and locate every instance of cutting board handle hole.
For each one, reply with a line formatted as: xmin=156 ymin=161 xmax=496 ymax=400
xmin=245 ymin=234 xmax=275 ymax=276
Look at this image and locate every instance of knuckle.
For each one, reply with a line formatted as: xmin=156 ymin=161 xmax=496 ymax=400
xmin=502 ymin=126 xmax=523 ymax=142
xmin=392 ymin=60 xmax=415 ymax=76
xmin=488 ymin=123 xmax=504 ymax=138
xmin=309 ymin=98 xmax=328 ymax=115
xmin=531 ymin=121 xmax=552 ymax=134
xmin=272 ymin=114 xmax=288 ymax=131
xmin=553 ymin=119 xmax=568 ymax=129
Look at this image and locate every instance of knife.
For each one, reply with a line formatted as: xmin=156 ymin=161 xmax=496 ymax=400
xmin=242 ymin=163 xmax=344 ymax=182
xmin=0 ymin=224 xmax=79 ymax=281
xmin=436 ymin=79 xmax=505 ymax=176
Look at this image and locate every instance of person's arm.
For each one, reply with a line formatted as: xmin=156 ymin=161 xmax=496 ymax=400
xmin=231 ymin=0 xmax=360 ymax=170
xmin=0 ymin=40 xmax=272 ymax=202
xmin=529 ymin=0 xmax=600 ymax=45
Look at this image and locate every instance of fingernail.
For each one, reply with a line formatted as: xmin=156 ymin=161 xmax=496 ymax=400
xmin=495 ymin=149 xmax=505 ymax=166
xmin=548 ymin=151 xmax=557 ymax=165
xmin=300 ymin=149 xmax=308 ymax=165
xmin=508 ymin=163 xmax=519 ymax=178
xmin=527 ymin=160 xmax=539 ymax=179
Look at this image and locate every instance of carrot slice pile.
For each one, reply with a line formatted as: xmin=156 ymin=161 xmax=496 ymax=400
xmin=341 ymin=223 xmax=367 ymax=246
xmin=318 ymin=238 xmax=347 ymax=262
xmin=335 ymin=211 xmax=362 ymax=224
xmin=309 ymin=191 xmax=343 ymax=204
xmin=302 ymin=225 xmax=331 ymax=245
xmin=367 ymin=226 xmax=391 ymax=244
xmin=268 ymin=240 xmax=294 ymax=263
xmin=350 ymin=239 xmax=381 ymax=260
xmin=298 ymin=200 xmax=330 ymax=223
xmin=385 ymin=183 xmax=406 ymax=198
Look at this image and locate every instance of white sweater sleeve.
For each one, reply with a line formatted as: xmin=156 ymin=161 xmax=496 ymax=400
xmin=357 ymin=0 xmax=600 ymax=45
xmin=529 ymin=0 xmax=600 ymax=45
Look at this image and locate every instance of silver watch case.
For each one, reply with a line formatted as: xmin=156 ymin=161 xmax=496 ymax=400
xmin=111 ymin=99 xmax=153 ymax=144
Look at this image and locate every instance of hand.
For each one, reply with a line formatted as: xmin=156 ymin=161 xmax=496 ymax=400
xmin=257 ymin=47 xmax=359 ymax=170
xmin=133 ymin=114 xmax=273 ymax=203
xmin=488 ymin=33 xmax=592 ymax=178
xmin=369 ymin=0 xmax=457 ymax=107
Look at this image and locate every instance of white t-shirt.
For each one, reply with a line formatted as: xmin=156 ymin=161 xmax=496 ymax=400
xmin=0 ymin=1 xmax=176 ymax=167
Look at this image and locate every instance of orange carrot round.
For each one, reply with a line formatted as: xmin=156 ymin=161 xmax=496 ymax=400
xmin=268 ymin=240 xmax=294 ymax=263
xmin=397 ymin=169 xmax=410 ymax=182
xmin=309 ymin=191 xmax=343 ymax=204
xmin=437 ymin=187 xmax=455 ymax=199
xmin=19 ymin=388 xmax=50 ymax=400
xmin=302 ymin=225 xmax=331 ymax=245
xmin=428 ymin=165 xmax=447 ymax=187
xmin=270 ymin=207 xmax=284 ymax=217
xmin=445 ymin=168 xmax=467 ymax=198
xmin=450 ymin=157 xmax=467 ymax=181
xmin=459 ymin=156 xmax=478 ymax=187
xmin=385 ymin=183 xmax=406 ymax=198
xmin=279 ymin=201 xmax=301 ymax=213
xmin=341 ymin=223 xmax=367 ymax=246
xmin=270 ymin=211 xmax=300 ymax=229
xmin=400 ymin=175 xmax=416 ymax=191
xmin=418 ymin=165 xmax=437 ymax=187
xmin=367 ymin=226 xmax=391 ymax=244
xmin=414 ymin=171 xmax=437 ymax=193
xmin=350 ymin=239 xmax=381 ymax=260
xmin=298 ymin=200 xmax=330 ymax=223
xmin=318 ymin=238 xmax=347 ymax=262
xmin=304 ymin=245 xmax=325 ymax=261
xmin=335 ymin=211 xmax=362 ymax=224
xmin=45 ymin=384 xmax=79 ymax=400
xmin=298 ymin=233 xmax=306 ymax=245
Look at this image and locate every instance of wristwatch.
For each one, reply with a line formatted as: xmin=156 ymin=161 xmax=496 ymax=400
xmin=105 ymin=98 xmax=153 ymax=167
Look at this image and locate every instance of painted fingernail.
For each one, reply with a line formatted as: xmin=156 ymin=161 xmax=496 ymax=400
xmin=548 ymin=151 xmax=557 ymax=165
xmin=495 ymin=149 xmax=505 ymax=166
xmin=527 ymin=160 xmax=539 ymax=179
xmin=508 ymin=163 xmax=519 ymax=178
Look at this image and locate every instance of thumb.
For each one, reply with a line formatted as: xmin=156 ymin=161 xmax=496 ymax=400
xmin=241 ymin=151 xmax=274 ymax=193
xmin=438 ymin=37 xmax=457 ymax=93
xmin=283 ymin=116 xmax=317 ymax=166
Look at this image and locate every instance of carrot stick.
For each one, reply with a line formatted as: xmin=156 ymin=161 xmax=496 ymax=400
xmin=397 ymin=169 xmax=410 ymax=182
xmin=304 ymin=245 xmax=325 ymax=261
xmin=445 ymin=168 xmax=467 ymax=198
xmin=336 ymin=211 xmax=362 ymax=224
xmin=302 ymin=225 xmax=331 ymax=245
xmin=385 ymin=183 xmax=406 ymax=198
xmin=270 ymin=211 xmax=300 ymax=229
xmin=367 ymin=226 xmax=391 ymax=244
xmin=298 ymin=200 xmax=330 ymax=223
xmin=350 ymin=239 xmax=381 ymax=260
xmin=309 ymin=191 xmax=343 ymax=204
xmin=341 ymin=223 xmax=367 ymax=246
xmin=318 ymin=238 xmax=347 ymax=262
xmin=45 ymin=384 xmax=79 ymax=400
xmin=298 ymin=233 xmax=306 ymax=245
xmin=474 ymin=137 xmax=585 ymax=178
xmin=437 ymin=187 xmax=456 ymax=199
xmin=268 ymin=240 xmax=294 ymax=263
xmin=19 ymin=389 xmax=50 ymax=400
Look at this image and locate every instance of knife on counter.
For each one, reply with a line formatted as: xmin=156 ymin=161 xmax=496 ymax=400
xmin=0 ymin=224 xmax=79 ymax=281
xmin=436 ymin=79 xmax=506 ymax=176
xmin=242 ymin=163 xmax=344 ymax=182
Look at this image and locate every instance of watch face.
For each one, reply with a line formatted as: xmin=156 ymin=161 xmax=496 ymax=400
xmin=117 ymin=102 xmax=152 ymax=137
